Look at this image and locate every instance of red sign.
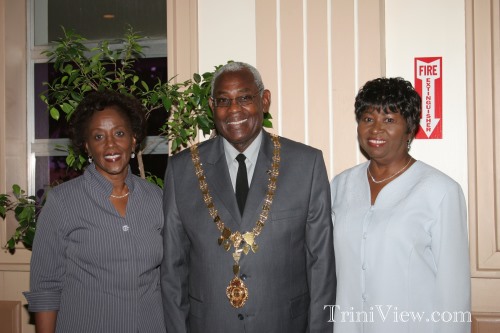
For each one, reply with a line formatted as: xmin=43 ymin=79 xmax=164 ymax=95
xmin=414 ymin=57 xmax=442 ymax=139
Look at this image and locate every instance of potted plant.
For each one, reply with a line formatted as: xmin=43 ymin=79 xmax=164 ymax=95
xmin=1 ymin=27 xmax=272 ymax=252
xmin=41 ymin=26 xmax=216 ymax=177
xmin=0 ymin=185 xmax=40 ymax=251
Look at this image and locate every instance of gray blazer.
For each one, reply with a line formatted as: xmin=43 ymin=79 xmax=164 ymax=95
xmin=161 ymin=131 xmax=336 ymax=333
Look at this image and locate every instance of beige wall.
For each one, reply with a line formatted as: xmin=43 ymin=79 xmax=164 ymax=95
xmin=0 ymin=0 xmax=32 ymax=332
xmin=198 ymin=0 xmax=257 ymax=71
xmin=385 ymin=0 xmax=468 ymax=193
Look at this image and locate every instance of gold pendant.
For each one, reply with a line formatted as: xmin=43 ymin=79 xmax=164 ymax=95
xmin=226 ymin=276 xmax=249 ymax=308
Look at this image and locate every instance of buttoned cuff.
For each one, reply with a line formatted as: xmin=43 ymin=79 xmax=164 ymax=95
xmin=23 ymin=290 xmax=61 ymax=312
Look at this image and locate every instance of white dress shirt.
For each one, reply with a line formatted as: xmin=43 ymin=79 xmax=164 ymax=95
xmin=223 ymin=130 xmax=262 ymax=192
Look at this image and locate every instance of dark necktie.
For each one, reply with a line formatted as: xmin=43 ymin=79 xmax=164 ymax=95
xmin=235 ymin=154 xmax=249 ymax=215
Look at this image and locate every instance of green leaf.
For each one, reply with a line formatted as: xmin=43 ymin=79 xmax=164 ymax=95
xmin=12 ymin=184 xmax=21 ymax=196
xmin=66 ymin=154 xmax=75 ymax=166
xmin=145 ymin=173 xmax=164 ymax=189
xmin=23 ymin=228 xmax=36 ymax=248
xmin=150 ymin=93 xmax=159 ymax=104
xmin=61 ymin=102 xmax=74 ymax=115
xmin=7 ymin=238 xmax=15 ymax=250
xmin=49 ymin=107 xmax=60 ymax=121
xmin=193 ymin=84 xmax=201 ymax=95
xmin=63 ymin=64 xmax=74 ymax=73
xmin=197 ymin=116 xmax=210 ymax=129
xmin=162 ymin=96 xmax=172 ymax=111
xmin=171 ymin=139 xmax=178 ymax=152
xmin=263 ymin=118 xmax=273 ymax=128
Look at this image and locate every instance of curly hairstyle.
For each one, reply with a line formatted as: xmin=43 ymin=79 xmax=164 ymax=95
xmin=68 ymin=90 xmax=147 ymax=155
xmin=354 ymin=77 xmax=422 ymax=137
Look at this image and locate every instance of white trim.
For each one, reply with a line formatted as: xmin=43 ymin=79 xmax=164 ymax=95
xmin=354 ymin=0 xmax=361 ymax=165
xmin=27 ymin=0 xmax=36 ymax=194
xmin=141 ymin=136 xmax=170 ymax=154
xmin=31 ymin=136 xmax=169 ymax=157
xmin=34 ymin=0 xmax=48 ymax=46
xmin=276 ymin=0 xmax=283 ymax=136
xmin=327 ymin=0 xmax=334 ymax=176
xmin=302 ymin=0 xmax=309 ymax=145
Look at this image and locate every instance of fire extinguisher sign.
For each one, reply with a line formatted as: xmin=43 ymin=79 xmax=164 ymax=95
xmin=414 ymin=57 xmax=442 ymax=139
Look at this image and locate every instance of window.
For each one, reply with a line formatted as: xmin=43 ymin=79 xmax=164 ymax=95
xmin=28 ymin=0 xmax=168 ymax=195
xmin=34 ymin=0 xmax=166 ymax=45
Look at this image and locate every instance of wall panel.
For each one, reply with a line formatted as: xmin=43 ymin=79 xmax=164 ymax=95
xmin=0 ymin=0 xmax=32 ymax=332
xmin=255 ymin=0 xmax=279 ymax=137
xmin=306 ymin=0 xmax=332 ymax=169
xmin=278 ymin=0 xmax=306 ymax=142
xmin=167 ymin=0 xmax=198 ymax=83
xmin=467 ymin=0 xmax=500 ymax=278
xmin=466 ymin=0 xmax=500 ymax=330
xmin=255 ymin=0 xmax=383 ymax=178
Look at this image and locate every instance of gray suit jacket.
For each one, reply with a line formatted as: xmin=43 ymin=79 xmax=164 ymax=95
xmin=161 ymin=131 xmax=335 ymax=333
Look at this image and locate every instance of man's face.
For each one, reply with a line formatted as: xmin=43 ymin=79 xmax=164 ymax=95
xmin=210 ymin=69 xmax=270 ymax=152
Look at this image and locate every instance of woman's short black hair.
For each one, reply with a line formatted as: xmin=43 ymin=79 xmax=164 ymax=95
xmin=354 ymin=77 xmax=422 ymax=137
xmin=69 ymin=90 xmax=147 ymax=155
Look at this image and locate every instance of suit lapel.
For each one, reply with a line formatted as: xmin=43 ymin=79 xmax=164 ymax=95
xmin=241 ymin=131 xmax=274 ymax=228
xmin=203 ymin=136 xmax=242 ymax=228
xmin=201 ymin=132 xmax=275 ymax=230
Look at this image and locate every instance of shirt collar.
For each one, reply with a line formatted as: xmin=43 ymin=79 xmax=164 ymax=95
xmin=222 ymin=130 xmax=262 ymax=166
xmin=84 ymin=163 xmax=135 ymax=196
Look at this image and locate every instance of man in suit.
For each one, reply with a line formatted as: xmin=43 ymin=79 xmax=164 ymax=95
xmin=161 ymin=61 xmax=335 ymax=332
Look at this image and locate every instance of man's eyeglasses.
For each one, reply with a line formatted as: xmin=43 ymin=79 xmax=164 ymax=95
xmin=212 ymin=91 xmax=262 ymax=108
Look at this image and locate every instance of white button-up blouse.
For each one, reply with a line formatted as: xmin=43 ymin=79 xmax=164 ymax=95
xmin=331 ymin=161 xmax=470 ymax=333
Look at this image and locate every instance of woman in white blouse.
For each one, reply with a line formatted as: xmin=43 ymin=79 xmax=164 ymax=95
xmin=330 ymin=77 xmax=470 ymax=333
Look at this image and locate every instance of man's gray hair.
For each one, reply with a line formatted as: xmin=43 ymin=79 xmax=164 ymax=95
xmin=210 ymin=62 xmax=265 ymax=96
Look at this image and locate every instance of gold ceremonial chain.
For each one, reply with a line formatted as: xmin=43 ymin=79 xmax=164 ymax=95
xmin=190 ymin=134 xmax=281 ymax=308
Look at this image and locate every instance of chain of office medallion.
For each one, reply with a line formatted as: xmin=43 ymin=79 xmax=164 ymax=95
xmin=189 ymin=134 xmax=281 ymax=253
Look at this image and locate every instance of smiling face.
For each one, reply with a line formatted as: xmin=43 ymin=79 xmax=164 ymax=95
xmin=209 ymin=69 xmax=270 ymax=152
xmin=357 ymin=108 xmax=412 ymax=165
xmin=84 ymin=106 xmax=136 ymax=182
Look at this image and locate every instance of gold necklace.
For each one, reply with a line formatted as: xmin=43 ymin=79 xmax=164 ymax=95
xmin=368 ymin=157 xmax=413 ymax=184
xmin=110 ymin=191 xmax=129 ymax=199
xmin=190 ymin=134 xmax=281 ymax=308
